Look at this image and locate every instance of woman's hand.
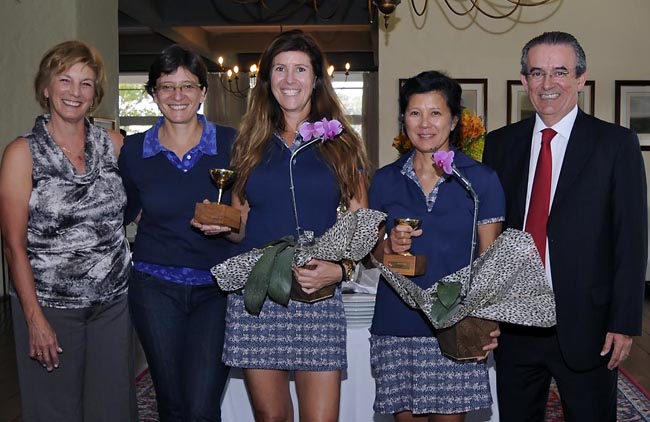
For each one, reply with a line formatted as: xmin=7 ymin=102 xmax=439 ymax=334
xmin=292 ymin=259 xmax=341 ymax=294
xmin=190 ymin=199 xmax=233 ymax=235
xmin=27 ymin=313 xmax=63 ymax=372
xmin=481 ymin=325 xmax=501 ymax=353
xmin=386 ymin=224 xmax=423 ymax=255
xmin=190 ymin=218 xmax=232 ymax=236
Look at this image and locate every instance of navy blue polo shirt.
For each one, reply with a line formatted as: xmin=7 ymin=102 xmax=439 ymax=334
xmin=369 ymin=149 xmax=505 ymax=336
xmin=239 ymin=134 xmax=340 ymax=253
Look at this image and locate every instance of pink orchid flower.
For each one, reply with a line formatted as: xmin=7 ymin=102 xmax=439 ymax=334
xmin=298 ymin=118 xmax=343 ymax=143
xmin=433 ymin=150 xmax=455 ymax=175
xmin=320 ymin=118 xmax=343 ymax=142
xmin=298 ymin=121 xmax=318 ymax=141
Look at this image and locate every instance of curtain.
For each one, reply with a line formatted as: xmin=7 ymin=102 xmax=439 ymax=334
xmin=204 ymin=73 xmax=249 ymax=129
xmin=362 ymin=71 xmax=379 ymax=171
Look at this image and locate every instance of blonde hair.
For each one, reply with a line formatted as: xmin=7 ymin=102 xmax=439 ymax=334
xmin=231 ymin=30 xmax=370 ymax=205
xmin=34 ymin=40 xmax=106 ymax=111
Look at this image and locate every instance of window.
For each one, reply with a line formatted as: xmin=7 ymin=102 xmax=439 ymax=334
xmin=119 ymin=73 xmax=360 ymax=136
xmin=118 ymin=74 xmax=203 ymax=136
xmin=332 ymin=71 xmax=363 ymax=138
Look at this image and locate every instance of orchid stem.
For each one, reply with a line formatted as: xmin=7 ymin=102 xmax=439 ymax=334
xmin=451 ymin=163 xmax=480 ymax=297
xmin=289 ymin=138 xmax=320 ymax=241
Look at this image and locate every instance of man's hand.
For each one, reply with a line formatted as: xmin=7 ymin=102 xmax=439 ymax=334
xmin=600 ymin=332 xmax=633 ymax=370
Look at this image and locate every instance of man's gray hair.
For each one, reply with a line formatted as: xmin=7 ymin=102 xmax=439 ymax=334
xmin=520 ymin=31 xmax=587 ymax=77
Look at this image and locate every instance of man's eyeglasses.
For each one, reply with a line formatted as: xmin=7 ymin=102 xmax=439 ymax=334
xmin=526 ymin=69 xmax=572 ymax=81
xmin=156 ymin=82 xmax=202 ymax=94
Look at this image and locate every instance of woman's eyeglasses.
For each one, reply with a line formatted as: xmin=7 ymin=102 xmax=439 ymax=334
xmin=155 ymin=82 xmax=202 ymax=94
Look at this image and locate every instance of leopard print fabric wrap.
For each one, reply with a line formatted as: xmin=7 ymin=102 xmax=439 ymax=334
xmin=371 ymin=228 xmax=556 ymax=329
xmin=211 ymin=208 xmax=387 ymax=292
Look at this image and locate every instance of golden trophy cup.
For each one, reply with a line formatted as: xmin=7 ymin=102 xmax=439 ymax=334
xmin=383 ymin=218 xmax=426 ymax=276
xmin=193 ymin=168 xmax=241 ymax=230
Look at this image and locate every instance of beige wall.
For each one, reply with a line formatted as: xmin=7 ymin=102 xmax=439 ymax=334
xmin=0 ymin=0 xmax=119 ymax=148
xmin=377 ymin=0 xmax=650 ymax=166
xmin=0 ymin=0 xmax=118 ymax=295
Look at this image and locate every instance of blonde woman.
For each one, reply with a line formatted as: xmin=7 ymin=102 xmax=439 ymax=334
xmin=0 ymin=40 xmax=134 ymax=422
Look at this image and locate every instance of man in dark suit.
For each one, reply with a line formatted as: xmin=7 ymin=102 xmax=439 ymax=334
xmin=483 ymin=31 xmax=647 ymax=421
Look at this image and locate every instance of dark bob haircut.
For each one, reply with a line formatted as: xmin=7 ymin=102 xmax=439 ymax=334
xmin=399 ymin=70 xmax=463 ymax=147
xmin=145 ymin=44 xmax=208 ymax=96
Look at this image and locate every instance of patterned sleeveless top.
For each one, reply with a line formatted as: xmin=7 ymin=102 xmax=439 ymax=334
xmin=22 ymin=115 xmax=130 ymax=308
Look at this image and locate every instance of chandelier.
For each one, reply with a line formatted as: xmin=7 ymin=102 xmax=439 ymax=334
xmin=216 ymin=56 xmax=258 ymax=99
xmin=328 ymin=63 xmax=352 ymax=81
xmin=216 ymin=56 xmax=352 ymax=98
xmin=371 ymin=0 xmax=553 ymax=29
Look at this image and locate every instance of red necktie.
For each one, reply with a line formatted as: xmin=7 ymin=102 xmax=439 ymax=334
xmin=525 ymin=128 xmax=556 ymax=266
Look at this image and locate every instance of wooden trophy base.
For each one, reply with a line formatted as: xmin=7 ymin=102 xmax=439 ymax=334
xmin=436 ymin=317 xmax=498 ymax=361
xmin=289 ymin=264 xmax=335 ymax=303
xmin=383 ymin=254 xmax=426 ymax=276
xmin=290 ymin=280 xmax=336 ymax=303
xmin=194 ymin=202 xmax=241 ymax=230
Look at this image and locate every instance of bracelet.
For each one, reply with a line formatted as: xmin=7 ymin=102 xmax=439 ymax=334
xmin=337 ymin=262 xmax=347 ymax=282
xmin=340 ymin=259 xmax=355 ymax=282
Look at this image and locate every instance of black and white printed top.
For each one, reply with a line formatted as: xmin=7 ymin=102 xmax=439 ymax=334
xmin=19 ymin=114 xmax=130 ymax=309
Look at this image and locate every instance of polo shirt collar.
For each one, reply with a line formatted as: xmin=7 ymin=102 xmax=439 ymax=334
xmin=142 ymin=114 xmax=217 ymax=158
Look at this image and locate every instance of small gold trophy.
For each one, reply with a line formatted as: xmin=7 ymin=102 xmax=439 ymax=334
xmin=193 ymin=168 xmax=241 ymax=230
xmin=383 ymin=218 xmax=426 ymax=276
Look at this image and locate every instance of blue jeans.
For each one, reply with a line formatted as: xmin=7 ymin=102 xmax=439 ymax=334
xmin=128 ymin=269 xmax=229 ymax=422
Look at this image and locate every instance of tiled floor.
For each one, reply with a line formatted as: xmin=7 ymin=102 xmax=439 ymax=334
xmin=1 ymin=290 xmax=649 ymax=421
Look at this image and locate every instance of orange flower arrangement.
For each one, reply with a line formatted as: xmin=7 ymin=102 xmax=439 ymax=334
xmin=392 ymin=133 xmax=412 ymax=156
xmin=393 ymin=109 xmax=486 ymax=162
xmin=458 ymin=109 xmax=486 ymax=162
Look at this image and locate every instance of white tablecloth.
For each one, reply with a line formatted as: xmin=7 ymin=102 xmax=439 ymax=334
xmin=221 ymin=301 xmax=499 ymax=421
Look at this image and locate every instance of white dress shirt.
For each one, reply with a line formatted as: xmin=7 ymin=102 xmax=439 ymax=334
xmin=523 ymin=105 xmax=579 ymax=287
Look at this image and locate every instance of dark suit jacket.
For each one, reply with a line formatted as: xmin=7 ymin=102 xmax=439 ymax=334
xmin=483 ymin=110 xmax=647 ymax=371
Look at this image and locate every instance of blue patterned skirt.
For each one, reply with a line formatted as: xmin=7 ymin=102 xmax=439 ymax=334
xmin=370 ymin=335 xmax=492 ymax=415
xmin=223 ymin=289 xmax=347 ymax=371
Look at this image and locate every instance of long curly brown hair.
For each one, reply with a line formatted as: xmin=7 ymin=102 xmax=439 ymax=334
xmin=230 ymin=30 xmax=369 ymax=206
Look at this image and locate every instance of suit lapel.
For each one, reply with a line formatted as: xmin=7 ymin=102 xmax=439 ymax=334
xmin=511 ymin=120 xmax=534 ymax=228
xmin=551 ymin=110 xmax=595 ymax=214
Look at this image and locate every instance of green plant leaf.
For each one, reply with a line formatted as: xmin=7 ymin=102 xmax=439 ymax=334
xmin=244 ymin=243 xmax=284 ymax=315
xmin=267 ymin=245 xmax=294 ymax=306
xmin=427 ymin=298 xmax=462 ymax=326
xmin=436 ymin=282 xmax=462 ymax=309
xmin=427 ymin=300 xmax=449 ymax=324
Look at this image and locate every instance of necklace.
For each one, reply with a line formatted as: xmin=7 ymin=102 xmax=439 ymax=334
xmin=47 ymin=124 xmax=85 ymax=162
xmin=59 ymin=144 xmax=85 ymax=162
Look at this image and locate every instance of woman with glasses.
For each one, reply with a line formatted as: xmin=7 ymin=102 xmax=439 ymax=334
xmin=118 ymin=44 xmax=237 ymax=422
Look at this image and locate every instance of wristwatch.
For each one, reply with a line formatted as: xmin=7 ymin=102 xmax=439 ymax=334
xmin=339 ymin=259 xmax=355 ymax=282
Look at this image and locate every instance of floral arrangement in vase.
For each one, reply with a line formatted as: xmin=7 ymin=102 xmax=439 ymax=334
xmin=393 ymin=109 xmax=485 ymax=162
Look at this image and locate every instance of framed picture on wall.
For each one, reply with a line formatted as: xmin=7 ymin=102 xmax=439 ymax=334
xmin=456 ymin=78 xmax=488 ymax=127
xmin=507 ymin=80 xmax=595 ymax=124
xmin=615 ymin=80 xmax=650 ymax=147
xmin=397 ymin=78 xmax=488 ymax=133
xmin=91 ymin=116 xmax=117 ymax=131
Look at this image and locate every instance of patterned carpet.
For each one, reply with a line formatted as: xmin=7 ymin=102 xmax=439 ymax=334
xmin=545 ymin=369 xmax=650 ymax=421
xmin=136 ymin=369 xmax=650 ymax=421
